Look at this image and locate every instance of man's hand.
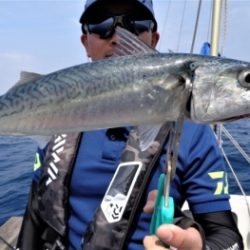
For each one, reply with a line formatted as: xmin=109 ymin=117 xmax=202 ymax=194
xmin=143 ymin=190 xmax=203 ymax=250
xmin=143 ymin=224 xmax=203 ymax=250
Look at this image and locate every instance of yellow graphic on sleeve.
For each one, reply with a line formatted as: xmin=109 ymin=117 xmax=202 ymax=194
xmin=33 ymin=153 xmax=41 ymax=171
xmin=208 ymin=171 xmax=229 ymax=195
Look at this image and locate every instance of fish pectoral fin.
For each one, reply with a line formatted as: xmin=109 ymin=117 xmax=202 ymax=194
xmin=113 ymin=26 xmax=158 ymax=57
xmin=138 ymin=124 xmax=162 ymax=152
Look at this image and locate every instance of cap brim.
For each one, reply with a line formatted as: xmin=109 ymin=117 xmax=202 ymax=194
xmin=80 ymin=0 xmax=157 ymax=30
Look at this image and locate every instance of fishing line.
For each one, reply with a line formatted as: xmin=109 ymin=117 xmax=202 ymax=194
xmin=207 ymin=1 xmax=212 ymax=43
xmin=190 ymin=0 xmax=202 ymax=53
xmin=220 ymin=0 xmax=228 ymax=56
xmin=0 ymin=235 xmax=16 ymax=250
xmin=176 ymin=0 xmax=187 ymax=52
xmin=221 ymin=125 xmax=250 ymax=165
xmin=157 ymin=0 xmax=172 ymax=51
xmin=220 ymin=145 xmax=250 ymax=217
xmin=220 ymin=125 xmax=250 ymax=216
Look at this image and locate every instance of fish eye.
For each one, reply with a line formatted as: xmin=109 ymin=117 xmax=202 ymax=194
xmin=189 ymin=62 xmax=197 ymax=71
xmin=238 ymin=69 xmax=250 ymax=88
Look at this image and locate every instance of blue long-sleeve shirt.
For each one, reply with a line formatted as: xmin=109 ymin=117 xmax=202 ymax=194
xmin=34 ymin=121 xmax=230 ymax=250
xmin=66 ymin=121 xmax=230 ymax=249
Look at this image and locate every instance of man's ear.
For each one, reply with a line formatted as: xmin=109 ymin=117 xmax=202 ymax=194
xmin=151 ymin=32 xmax=160 ymax=49
xmin=81 ymin=34 xmax=90 ymax=57
xmin=81 ymin=34 xmax=88 ymax=47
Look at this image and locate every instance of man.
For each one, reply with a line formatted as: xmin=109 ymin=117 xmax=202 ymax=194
xmin=17 ymin=0 xmax=243 ymax=250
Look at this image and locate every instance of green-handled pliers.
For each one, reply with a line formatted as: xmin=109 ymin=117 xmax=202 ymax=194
xmin=150 ymin=120 xmax=184 ymax=238
xmin=149 ymin=172 xmax=174 ymax=235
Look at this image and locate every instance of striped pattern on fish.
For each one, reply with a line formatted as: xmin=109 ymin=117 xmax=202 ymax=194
xmin=0 ymin=48 xmax=250 ymax=135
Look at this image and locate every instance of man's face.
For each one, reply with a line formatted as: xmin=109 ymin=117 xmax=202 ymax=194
xmin=80 ymin=15 xmax=159 ymax=61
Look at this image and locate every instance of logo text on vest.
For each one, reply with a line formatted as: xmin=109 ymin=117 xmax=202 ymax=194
xmin=46 ymin=134 xmax=67 ymax=186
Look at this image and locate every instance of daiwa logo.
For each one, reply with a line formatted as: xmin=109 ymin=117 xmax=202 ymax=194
xmin=46 ymin=134 xmax=67 ymax=186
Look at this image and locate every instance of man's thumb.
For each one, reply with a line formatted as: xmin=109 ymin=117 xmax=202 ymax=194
xmin=157 ymin=224 xmax=202 ymax=250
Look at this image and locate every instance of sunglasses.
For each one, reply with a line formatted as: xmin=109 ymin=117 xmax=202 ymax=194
xmin=83 ymin=15 xmax=154 ymax=39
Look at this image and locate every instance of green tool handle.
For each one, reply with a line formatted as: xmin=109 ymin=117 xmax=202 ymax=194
xmin=150 ymin=173 xmax=174 ymax=235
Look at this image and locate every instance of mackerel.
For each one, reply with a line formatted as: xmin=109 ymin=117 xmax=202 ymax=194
xmin=0 ymin=29 xmax=250 ymax=136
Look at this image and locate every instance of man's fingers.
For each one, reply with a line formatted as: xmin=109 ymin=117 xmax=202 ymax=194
xmin=143 ymin=190 xmax=157 ymax=213
xmin=143 ymin=235 xmax=169 ymax=250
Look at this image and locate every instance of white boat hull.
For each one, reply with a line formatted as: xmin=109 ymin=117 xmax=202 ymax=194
xmin=230 ymin=195 xmax=250 ymax=250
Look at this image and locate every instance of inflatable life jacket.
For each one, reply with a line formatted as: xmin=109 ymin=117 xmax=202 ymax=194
xmin=26 ymin=124 xmax=171 ymax=250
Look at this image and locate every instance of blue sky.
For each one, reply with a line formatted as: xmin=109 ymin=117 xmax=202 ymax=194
xmin=0 ymin=0 xmax=250 ymax=95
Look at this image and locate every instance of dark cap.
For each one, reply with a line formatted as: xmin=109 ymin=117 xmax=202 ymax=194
xmin=79 ymin=0 xmax=157 ymax=31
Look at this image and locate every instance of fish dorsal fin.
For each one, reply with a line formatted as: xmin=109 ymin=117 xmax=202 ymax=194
xmin=17 ymin=71 xmax=43 ymax=85
xmin=114 ymin=26 xmax=158 ymax=56
xmin=138 ymin=124 xmax=162 ymax=152
xmin=8 ymin=71 xmax=44 ymax=92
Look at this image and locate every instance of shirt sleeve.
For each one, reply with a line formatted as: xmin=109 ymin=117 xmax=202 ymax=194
xmin=170 ymin=121 xmax=231 ymax=214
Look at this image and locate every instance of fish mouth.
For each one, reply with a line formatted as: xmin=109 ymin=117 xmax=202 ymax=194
xmin=219 ymin=114 xmax=250 ymax=122
xmin=105 ymin=54 xmax=113 ymax=58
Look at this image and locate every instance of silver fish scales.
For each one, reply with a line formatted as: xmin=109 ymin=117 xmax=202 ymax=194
xmin=0 ymin=52 xmax=250 ymax=135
